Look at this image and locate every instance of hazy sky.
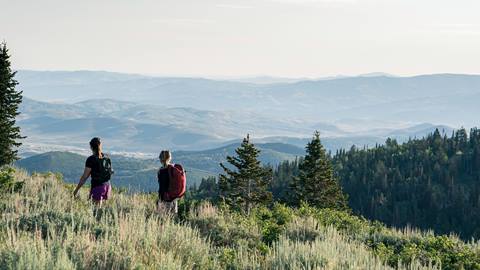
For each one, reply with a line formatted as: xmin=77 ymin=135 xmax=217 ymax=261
xmin=1 ymin=0 xmax=479 ymax=77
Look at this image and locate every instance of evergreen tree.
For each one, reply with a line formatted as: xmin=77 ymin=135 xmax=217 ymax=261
xmin=219 ymin=134 xmax=273 ymax=213
xmin=191 ymin=176 xmax=220 ymax=202
xmin=291 ymin=131 xmax=348 ymax=210
xmin=0 ymin=43 xmax=24 ymax=166
xmin=271 ymin=157 xmax=301 ymax=204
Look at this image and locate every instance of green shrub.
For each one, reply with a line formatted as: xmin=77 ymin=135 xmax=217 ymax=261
xmin=368 ymin=233 xmax=480 ymax=269
xmin=217 ymin=247 xmax=236 ymax=269
xmin=285 ymin=217 xmax=321 ymax=243
xmin=265 ymin=229 xmax=389 ymax=270
xmin=188 ymin=203 xmax=263 ymax=251
xmin=17 ymin=210 xmax=95 ymax=238
xmin=0 ymin=167 xmax=23 ymax=193
xmin=253 ymin=204 xmax=295 ymax=245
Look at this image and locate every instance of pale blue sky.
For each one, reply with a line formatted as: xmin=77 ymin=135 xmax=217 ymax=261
xmin=1 ymin=0 xmax=479 ymax=77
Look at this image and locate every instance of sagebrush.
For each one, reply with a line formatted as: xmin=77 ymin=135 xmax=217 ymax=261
xmin=1 ymin=170 xmax=479 ymax=269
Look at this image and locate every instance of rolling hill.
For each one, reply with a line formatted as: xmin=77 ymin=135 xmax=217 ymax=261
xmin=15 ymin=142 xmax=304 ymax=192
xmin=18 ymin=96 xmax=458 ymax=156
xmin=18 ymin=97 xmax=318 ymax=152
xmin=15 ymin=151 xmax=214 ymax=192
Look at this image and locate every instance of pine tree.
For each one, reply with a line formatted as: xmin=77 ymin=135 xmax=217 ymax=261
xmin=291 ymin=131 xmax=348 ymax=210
xmin=0 ymin=43 xmax=24 ymax=166
xmin=219 ymin=134 xmax=272 ymax=213
xmin=193 ymin=176 xmax=220 ymax=202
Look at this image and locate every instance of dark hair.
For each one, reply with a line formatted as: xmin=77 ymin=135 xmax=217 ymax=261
xmin=89 ymin=137 xmax=101 ymax=156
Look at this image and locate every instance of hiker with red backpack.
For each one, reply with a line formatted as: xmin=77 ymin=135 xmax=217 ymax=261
xmin=157 ymin=150 xmax=186 ymax=214
xmin=73 ymin=137 xmax=114 ymax=204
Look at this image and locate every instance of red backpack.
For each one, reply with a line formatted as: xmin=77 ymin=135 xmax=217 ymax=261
xmin=163 ymin=164 xmax=186 ymax=202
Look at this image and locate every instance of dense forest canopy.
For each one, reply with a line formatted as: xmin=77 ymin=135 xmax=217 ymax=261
xmin=192 ymin=128 xmax=480 ymax=240
xmin=334 ymin=128 xmax=480 ymax=240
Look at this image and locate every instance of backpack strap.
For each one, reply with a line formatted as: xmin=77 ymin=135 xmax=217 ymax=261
xmin=167 ymin=164 xmax=174 ymax=182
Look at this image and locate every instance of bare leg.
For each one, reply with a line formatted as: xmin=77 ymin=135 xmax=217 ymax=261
xmin=157 ymin=199 xmax=178 ymax=215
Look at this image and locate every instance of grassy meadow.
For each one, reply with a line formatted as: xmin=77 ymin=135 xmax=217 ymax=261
xmin=0 ymin=168 xmax=479 ymax=269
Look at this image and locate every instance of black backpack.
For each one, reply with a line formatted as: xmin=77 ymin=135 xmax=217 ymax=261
xmin=93 ymin=155 xmax=114 ymax=183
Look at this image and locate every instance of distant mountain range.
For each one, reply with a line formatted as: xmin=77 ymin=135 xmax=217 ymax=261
xmin=15 ymin=70 xmax=474 ymax=157
xmin=18 ymin=97 xmax=315 ymax=152
xmin=16 ymin=70 xmax=480 ymax=128
xmin=221 ymin=73 xmax=396 ymax=84
xmin=18 ymin=96 xmax=454 ymax=155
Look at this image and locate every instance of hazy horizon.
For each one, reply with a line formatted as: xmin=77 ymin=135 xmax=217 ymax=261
xmin=2 ymin=0 xmax=479 ymax=78
xmin=14 ymin=68 xmax=480 ymax=80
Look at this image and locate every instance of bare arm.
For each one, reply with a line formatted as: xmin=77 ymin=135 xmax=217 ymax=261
xmin=73 ymin=167 xmax=92 ymax=197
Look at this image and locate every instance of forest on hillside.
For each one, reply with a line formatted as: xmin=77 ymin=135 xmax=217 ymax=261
xmin=334 ymin=128 xmax=480 ymax=240
xmin=193 ymin=128 xmax=480 ymax=240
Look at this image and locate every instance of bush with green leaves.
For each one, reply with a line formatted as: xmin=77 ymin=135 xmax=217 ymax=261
xmin=0 ymin=167 xmax=23 ymax=193
xmin=188 ymin=202 xmax=265 ymax=252
xmin=253 ymin=203 xmax=294 ymax=245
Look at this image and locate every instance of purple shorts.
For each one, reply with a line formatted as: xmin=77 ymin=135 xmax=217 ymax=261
xmin=89 ymin=183 xmax=111 ymax=201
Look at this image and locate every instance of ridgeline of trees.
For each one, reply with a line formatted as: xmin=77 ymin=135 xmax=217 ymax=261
xmin=192 ymin=128 xmax=480 ymax=240
xmin=334 ymin=128 xmax=480 ymax=239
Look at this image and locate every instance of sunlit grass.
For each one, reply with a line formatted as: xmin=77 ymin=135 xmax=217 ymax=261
xmin=0 ymin=169 xmax=477 ymax=269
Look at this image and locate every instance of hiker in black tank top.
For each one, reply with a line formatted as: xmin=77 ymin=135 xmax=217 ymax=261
xmin=86 ymin=153 xmax=112 ymax=188
xmin=73 ymin=137 xmax=113 ymax=204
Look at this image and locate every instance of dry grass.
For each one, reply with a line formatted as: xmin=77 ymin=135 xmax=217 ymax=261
xmin=1 ymin=171 xmax=217 ymax=269
xmin=0 ymin=170 xmax=460 ymax=269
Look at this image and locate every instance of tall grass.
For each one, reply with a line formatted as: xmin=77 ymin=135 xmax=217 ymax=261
xmin=0 ymin=169 xmax=476 ymax=269
xmin=0 ymin=171 xmax=216 ymax=269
